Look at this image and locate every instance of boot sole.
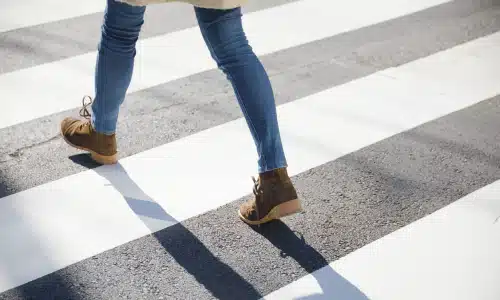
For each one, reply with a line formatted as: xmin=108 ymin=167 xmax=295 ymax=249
xmin=238 ymin=198 xmax=303 ymax=225
xmin=60 ymin=131 xmax=118 ymax=165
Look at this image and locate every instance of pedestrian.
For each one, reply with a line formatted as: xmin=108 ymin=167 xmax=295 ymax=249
xmin=60 ymin=0 xmax=302 ymax=225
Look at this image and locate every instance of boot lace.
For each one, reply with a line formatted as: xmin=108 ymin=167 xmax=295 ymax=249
xmin=75 ymin=96 xmax=93 ymax=132
xmin=252 ymin=176 xmax=262 ymax=197
xmin=252 ymin=176 xmax=263 ymax=221
xmin=79 ymin=96 xmax=93 ymax=120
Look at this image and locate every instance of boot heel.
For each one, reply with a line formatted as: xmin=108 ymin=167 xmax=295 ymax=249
xmin=274 ymin=198 xmax=302 ymax=219
xmin=91 ymin=151 xmax=118 ymax=165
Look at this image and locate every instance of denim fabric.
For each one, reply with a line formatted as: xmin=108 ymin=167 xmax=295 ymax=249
xmin=91 ymin=0 xmax=287 ymax=172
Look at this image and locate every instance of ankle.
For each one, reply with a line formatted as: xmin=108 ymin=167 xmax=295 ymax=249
xmin=259 ymin=167 xmax=288 ymax=180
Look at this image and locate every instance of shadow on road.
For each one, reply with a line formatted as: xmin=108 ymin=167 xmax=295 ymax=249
xmin=70 ymin=154 xmax=262 ymax=300
xmin=69 ymin=153 xmax=370 ymax=299
xmin=0 ymin=152 xmax=369 ymax=300
xmin=251 ymin=221 xmax=369 ymax=300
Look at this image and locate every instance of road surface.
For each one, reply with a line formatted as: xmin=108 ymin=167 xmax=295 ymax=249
xmin=1 ymin=0 xmax=499 ymax=299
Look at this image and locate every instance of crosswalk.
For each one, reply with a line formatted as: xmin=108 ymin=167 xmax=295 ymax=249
xmin=1 ymin=0 xmax=499 ymax=299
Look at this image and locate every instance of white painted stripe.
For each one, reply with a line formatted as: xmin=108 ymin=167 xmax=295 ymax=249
xmin=0 ymin=0 xmax=105 ymax=33
xmin=0 ymin=0 xmax=450 ymax=130
xmin=1 ymin=31 xmax=499 ymax=293
xmin=263 ymin=179 xmax=500 ymax=300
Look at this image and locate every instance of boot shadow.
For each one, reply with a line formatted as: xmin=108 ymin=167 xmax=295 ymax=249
xmin=251 ymin=221 xmax=370 ymax=300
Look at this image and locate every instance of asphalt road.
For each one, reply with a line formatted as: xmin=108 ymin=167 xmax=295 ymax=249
xmin=0 ymin=0 xmax=499 ymax=299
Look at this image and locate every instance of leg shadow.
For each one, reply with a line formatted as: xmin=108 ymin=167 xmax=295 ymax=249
xmin=70 ymin=154 xmax=262 ymax=300
xmin=252 ymin=221 xmax=370 ymax=300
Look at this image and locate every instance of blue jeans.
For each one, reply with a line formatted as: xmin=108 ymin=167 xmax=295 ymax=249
xmin=91 ymin=0 xmax=287 ymax=173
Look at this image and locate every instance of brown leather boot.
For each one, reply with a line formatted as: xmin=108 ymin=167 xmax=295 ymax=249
xmin=60 ymin=96 xmax=118 ymax=165
xmin=238 ymin=167 xmax=302 ymax=225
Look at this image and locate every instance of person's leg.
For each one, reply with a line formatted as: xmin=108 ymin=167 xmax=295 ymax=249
xmin=194 ymin=7 xmax=302 ymax=225
xmin=92 ymin=0 xmax=146 ymax=134
xmin=60 ymin=0 xmax=146 ymax=164
xmin=194 ymin=7 xmax=286 ymax=174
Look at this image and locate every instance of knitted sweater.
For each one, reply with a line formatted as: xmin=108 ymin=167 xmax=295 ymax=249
xmin=115 ymin=0 xmax=248 ymax=9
